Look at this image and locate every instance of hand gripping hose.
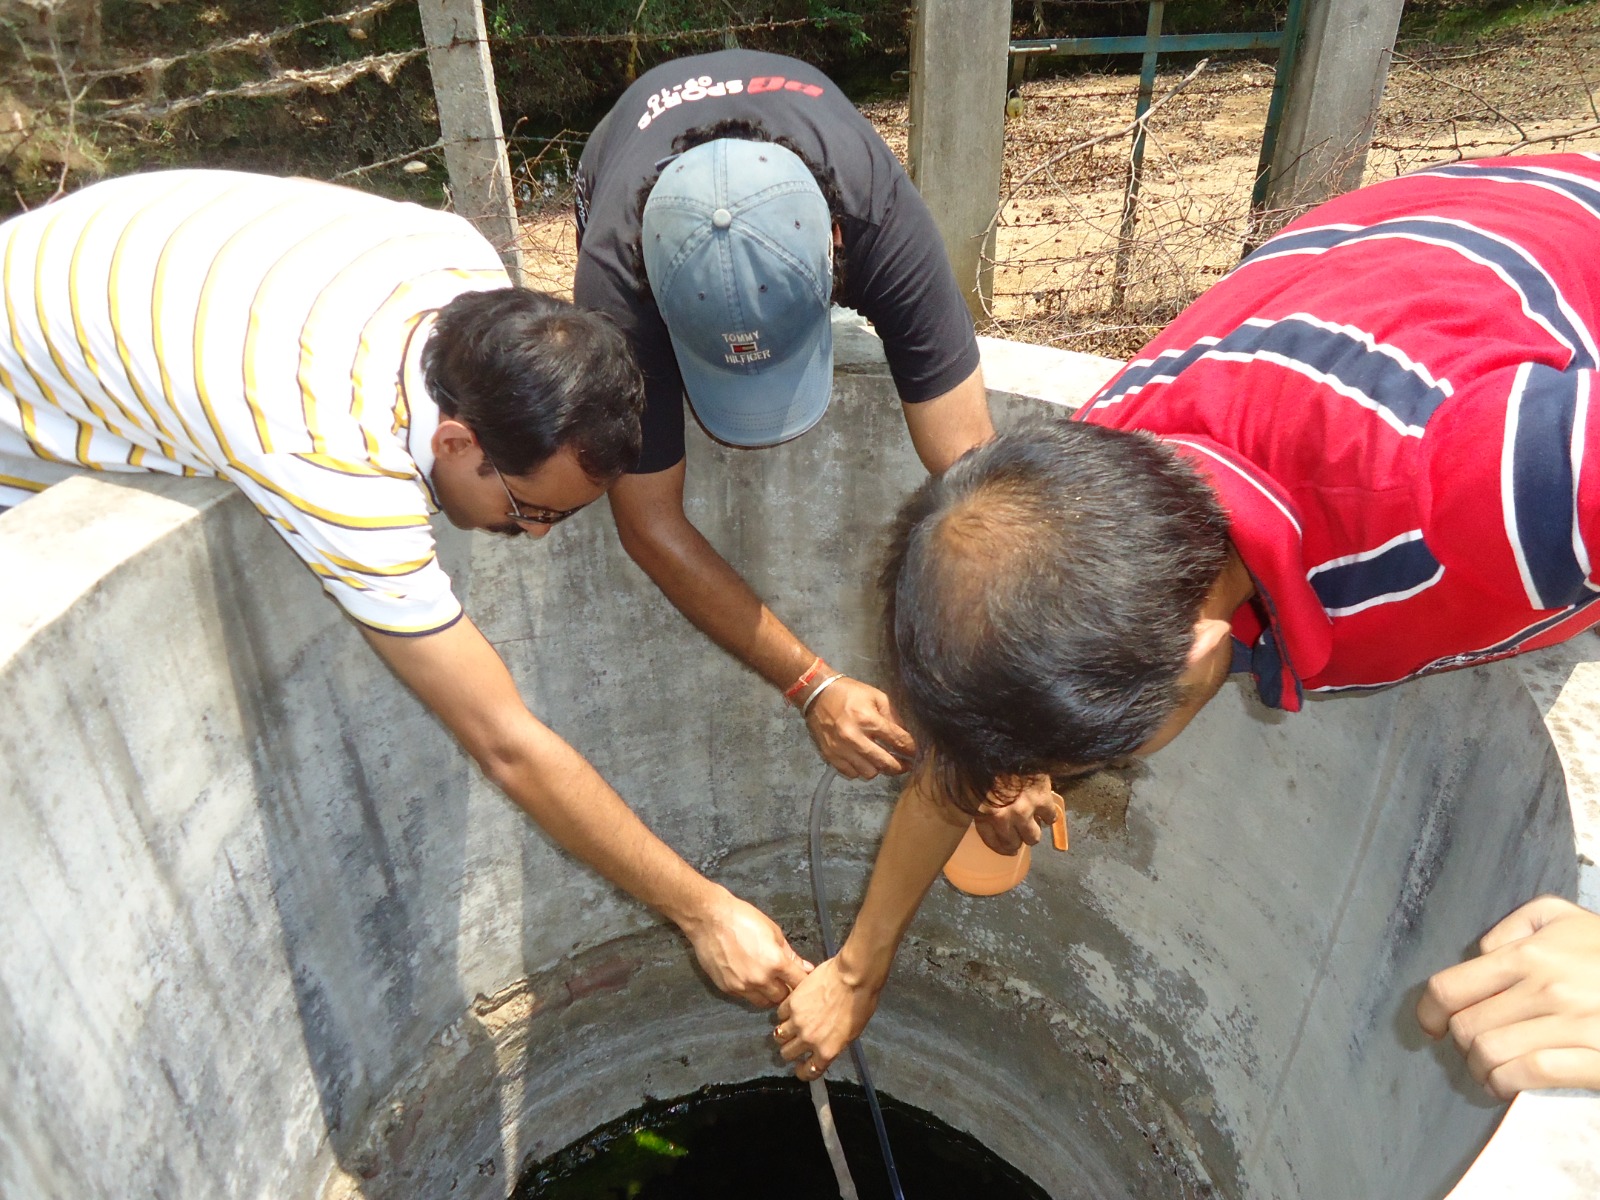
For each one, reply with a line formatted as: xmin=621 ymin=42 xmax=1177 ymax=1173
xmin=808 ymin=768 xmax=907 ymax=1200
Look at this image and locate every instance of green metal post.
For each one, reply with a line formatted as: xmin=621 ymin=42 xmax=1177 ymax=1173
xmin=1010 ymin=32 xmax=1283 ymax=56
xmin=1112 ymin=0 xmax=1164 ymax=307
xmin=1007 ymin=51 xmax=1027 ymax=98
xmin=1245 ymin=0 xmax=1310 ymax=252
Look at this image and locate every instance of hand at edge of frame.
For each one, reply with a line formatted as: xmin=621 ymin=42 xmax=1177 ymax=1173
xmin=1418 ymin=894 xmax=1600 ymax=1100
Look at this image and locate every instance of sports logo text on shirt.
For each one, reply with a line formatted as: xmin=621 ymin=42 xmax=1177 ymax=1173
xmin=637 ymin=74 xmax=827 ymax=130
xmin=638 ymin=76 xmax=742 ymax=129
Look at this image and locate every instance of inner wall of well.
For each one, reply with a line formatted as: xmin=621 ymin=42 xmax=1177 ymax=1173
xmin=0 ymin=333 xmax=1577 ymax=1200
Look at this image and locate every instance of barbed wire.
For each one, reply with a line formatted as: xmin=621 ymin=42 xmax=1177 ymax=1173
xmin=11 ymin=0 xmax=1598 ymax=358
xmin=98 ymin=48 xmax=425 ymax=121
xmin=976 ymin=9 xmax=1600 ymax=357
xmin=21 ymin=1 xmax=1275 ymax=140
xmin=1021 ymin=0 xmax=1174 ymax=7
xmin=74 ymin=0 xmax=409 ymax=85
xmin=3 ymin=1 xmax=892 ymax=218
xmin=977 ymin=55 xmax=1212 ymax=319
xmin=50 ymin=7 xmax=886 ymax=125
xmin=485 ymin=15 xmax=823 ymax=47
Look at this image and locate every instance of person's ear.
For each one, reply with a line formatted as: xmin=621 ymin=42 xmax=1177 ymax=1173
xmin=1187 ymin=615 xmax=1233 ymax=671
xmin=432 ymin=418 xmax=481 ymax=465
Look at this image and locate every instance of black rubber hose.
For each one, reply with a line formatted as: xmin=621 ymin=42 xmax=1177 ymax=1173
xmin=809 ymin=768 xmax=908 ymax=1200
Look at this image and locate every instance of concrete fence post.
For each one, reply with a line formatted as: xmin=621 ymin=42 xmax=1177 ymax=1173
xmin=1260 ymin=0 xmax=1406 ymax=221
xmin=906 ymin=0 xmax=1011 ymax=324
xmin=416 ymin=0 xmax=523 ymax=280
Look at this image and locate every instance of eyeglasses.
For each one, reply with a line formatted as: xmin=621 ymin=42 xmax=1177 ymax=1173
xmin=491 ymin=461 xmax=589 ymax=528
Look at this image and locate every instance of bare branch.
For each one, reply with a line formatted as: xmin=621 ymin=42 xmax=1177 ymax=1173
xmin=1493 ymin=121 xmax=1600 ymax=156
xmin=1392 ymin=51 xmax=1528 ymax=141
xmin=97 ymin=49 xmax=425 ymax=121
xmin=78 ymin=0 xmax=408 ymax=86
xmin=46 ymin=31 xmax=74 ymax=199
xmin=332 ymin=138 xmax=446 ymax=180
xmin=978 ymin=56 xmax=1212 ymax=316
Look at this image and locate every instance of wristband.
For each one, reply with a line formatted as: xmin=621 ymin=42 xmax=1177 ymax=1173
xmin=782 ymin=656 xmax=823 ymax=704
xmin=800 ymin=674 xmax=846 ymax=718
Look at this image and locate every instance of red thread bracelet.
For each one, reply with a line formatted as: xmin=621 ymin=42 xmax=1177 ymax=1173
xmin=782 ymin=656 xmax=823 ymax=703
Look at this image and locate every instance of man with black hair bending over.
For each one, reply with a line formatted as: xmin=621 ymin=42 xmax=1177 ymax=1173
xmin=772 ymin=152 xmax=1600 ymax=1096
xmin=0 ymin=169 xmax=810 ymax=1007
xmin=574 ymin=50 xmax=995 ymax=785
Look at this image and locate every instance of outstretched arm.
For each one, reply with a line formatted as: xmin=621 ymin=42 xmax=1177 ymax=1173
xmin=1417 ymin=894 xmax=1600 ymax=1099
xmin=774 ymin=771 xmax=970 ymax=1076
xmin=608 ymin=460 xmax=913 ymax=779
xmin=900 ymin=365 xmax=994 ymax=474
xmin=362 ymin=617 xmax=812 ymax=1006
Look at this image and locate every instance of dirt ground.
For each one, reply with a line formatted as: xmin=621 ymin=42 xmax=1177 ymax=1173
xmin=517 ymin=3 xmax=1600 ymax=359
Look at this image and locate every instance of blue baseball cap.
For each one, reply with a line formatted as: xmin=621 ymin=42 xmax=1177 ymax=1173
xmin=641 ymin=138 xmax=833 ymax=447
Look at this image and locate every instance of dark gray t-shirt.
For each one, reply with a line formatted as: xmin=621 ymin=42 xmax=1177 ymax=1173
xmin=574 ymin=49 xmax=981 ymax=473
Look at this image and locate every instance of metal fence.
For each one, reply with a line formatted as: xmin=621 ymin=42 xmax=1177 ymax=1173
xmin=11 ymin=2 xmax=1600 ymax=355
xmin=976 ymin=1 xmax=1600 ymax=357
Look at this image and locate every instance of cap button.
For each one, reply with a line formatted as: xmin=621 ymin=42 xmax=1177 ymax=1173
xmin=711 ymin=207 xmax=733 ymax=230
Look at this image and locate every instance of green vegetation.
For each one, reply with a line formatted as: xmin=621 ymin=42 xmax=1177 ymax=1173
xmin=1022 ymin=1 xmax=1289 ymax=38
xmin=528 ymin=1124 xmax=690 ymax=1200
xmin=2 ymin=1 xmax=444 ymax=211
xmin=0 ymin=0 xmax=920 ymax=212
xmin=0 ymin=1 xmax=1573 ymax=215
xmin=1400 ymin=0 xmax=1596 ymax=42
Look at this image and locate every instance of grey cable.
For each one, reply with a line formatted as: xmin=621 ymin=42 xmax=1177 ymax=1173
xmin=809 ymin=768 xmax=907 ymax=1200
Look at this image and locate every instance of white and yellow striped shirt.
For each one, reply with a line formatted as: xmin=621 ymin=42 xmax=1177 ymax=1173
xmin=0 ymin=169 xmax=510 ymax=635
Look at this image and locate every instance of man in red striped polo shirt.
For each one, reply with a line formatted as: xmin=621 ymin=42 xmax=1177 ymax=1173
xmin=1081 ymin=151 xmax=1600 ymax=716
xmin=774 ymin=153 xmax=1600 ymax=1099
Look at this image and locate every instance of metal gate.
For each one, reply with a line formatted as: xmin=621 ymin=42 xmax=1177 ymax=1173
xmin=1007 ymin=0 xmax=1310 ymax=297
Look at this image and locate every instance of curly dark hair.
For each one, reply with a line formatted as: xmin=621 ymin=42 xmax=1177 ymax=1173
xmin=627 ymin=119 xmax=850 ymax=304
xmin=880 ymin=413 xmax=1232 ymax=814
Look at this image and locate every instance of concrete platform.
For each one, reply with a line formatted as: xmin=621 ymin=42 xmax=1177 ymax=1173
xmin=2 ymin=313 xmax=1597 ymax=1199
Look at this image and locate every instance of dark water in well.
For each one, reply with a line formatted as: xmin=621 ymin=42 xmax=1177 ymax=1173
xmin=514 ymin=1077 xmax=1050 ymax=1200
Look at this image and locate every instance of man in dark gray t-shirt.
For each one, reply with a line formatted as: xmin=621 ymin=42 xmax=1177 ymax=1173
xmin=575 ymin=50 xmax=996 ymax=783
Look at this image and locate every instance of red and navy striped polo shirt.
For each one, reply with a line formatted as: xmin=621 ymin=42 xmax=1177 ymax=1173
xmin=1079 ymin=152 xmax=1600 ymax=711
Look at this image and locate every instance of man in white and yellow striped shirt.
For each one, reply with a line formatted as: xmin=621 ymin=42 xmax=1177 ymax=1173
xmin=0 ymin=169 xmax=811 ymax=1006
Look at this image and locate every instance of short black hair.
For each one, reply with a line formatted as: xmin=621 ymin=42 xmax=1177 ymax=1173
xmin=881 ymin=414 xmax=1231 ymax=813
xmin=627 ymin=119 xmax=850 ymax=304
xmin=423 ymin=288 xmax=644 ymax=480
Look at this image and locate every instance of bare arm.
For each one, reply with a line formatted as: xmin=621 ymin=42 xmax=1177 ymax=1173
xmin=361 ymin=617 xmax=811 ymax=1005
xmin=608 ymin=461 xmax=912 ymax=779
xmin=900 ymin=364 xmax=994 ymax=474
xmin=774 ymin=771 xmax=971 ymax=1075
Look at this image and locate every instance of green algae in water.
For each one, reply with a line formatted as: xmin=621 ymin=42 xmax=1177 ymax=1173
xmin=515 ymin=1077 xmax=1052 ymax=1200
xmin=628 ymin=1130 xmax=688 ymax=1160
xmin=524 ymin=1127 xmax=690 ymax=1200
